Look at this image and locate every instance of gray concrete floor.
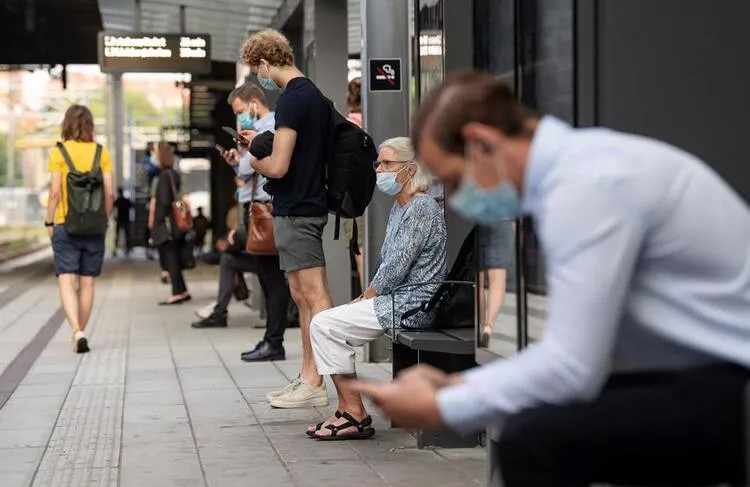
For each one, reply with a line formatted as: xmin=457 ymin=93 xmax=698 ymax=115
xmin=0 ymin=252 xmax=486 ymax=487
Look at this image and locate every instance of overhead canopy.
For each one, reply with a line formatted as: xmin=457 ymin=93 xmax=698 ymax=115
xmin=98 ymin=0 xmax=283 ymax=63
xmin=0 ymin=0 xmax=103 ymax=65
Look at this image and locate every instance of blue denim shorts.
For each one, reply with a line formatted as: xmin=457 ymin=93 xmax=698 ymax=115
xmin=52 ymin=225 xmax=105 ymax=277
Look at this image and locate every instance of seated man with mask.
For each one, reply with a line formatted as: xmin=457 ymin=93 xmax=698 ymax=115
xmin=353 ymin=72 xmax=750 ymax=486
xmin=303 ymin=137 xmax=447 ymax=439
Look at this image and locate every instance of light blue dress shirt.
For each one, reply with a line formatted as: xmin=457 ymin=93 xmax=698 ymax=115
xmin=437 ymin=116 xmax=750 ymax=438
xmin=235 ymin=111 xmax=275 ymax=203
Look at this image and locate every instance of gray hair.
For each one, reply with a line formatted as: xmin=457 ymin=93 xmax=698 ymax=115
xmin=378 ymin=136 xmax=433 ymax=193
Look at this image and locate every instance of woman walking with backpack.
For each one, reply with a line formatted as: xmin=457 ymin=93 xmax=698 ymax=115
xmin=45 ymin=104 xmax=114 ymax=354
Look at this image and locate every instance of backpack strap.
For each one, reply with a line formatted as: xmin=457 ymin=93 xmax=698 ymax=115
xmin=56 ymin=142 xmax=76 ymax=173
xmin=350 ymin=217 xmax=360 ymax=255
xmin=92 ymin=144 xmax=102 ymax=171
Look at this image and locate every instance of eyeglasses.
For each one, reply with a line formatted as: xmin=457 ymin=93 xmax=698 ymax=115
xmin=373 ymin=160 xmax=411 ymax=170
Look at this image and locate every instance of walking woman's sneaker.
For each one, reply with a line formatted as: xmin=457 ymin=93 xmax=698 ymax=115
xmin=74 ymin=330 xmax=90 ymax=354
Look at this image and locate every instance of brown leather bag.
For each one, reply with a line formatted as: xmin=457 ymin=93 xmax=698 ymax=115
xmin=166 ymin=170 xmax=192 ymax=232
xmin=246 ymin=174 xmax=278 ymax=255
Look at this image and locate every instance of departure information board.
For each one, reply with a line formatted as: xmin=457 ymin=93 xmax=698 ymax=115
xmin=98 ymin=32 xmax=211 ymax=73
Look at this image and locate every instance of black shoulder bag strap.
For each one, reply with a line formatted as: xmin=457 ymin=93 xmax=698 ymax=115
xmin=92 ymin=144 xmax=102 ymax=171
xmin=322 ymin=94 xmax=342 ymax=239
xmin=56 ymin=142 xmax=76 ymax=173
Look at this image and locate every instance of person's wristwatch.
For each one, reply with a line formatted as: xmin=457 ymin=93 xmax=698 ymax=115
xmin=44 ymin=221 xmax=54 ymax=228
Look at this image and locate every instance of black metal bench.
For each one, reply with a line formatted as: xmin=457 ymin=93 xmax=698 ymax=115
xmin=385 ymin=280 xmax=483 ymax=449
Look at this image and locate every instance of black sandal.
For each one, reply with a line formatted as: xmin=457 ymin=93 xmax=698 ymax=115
xmin=306 ymin=410 xmax=341 ymax=438
xmin=314 ymin=412 xmax=375 ymax=441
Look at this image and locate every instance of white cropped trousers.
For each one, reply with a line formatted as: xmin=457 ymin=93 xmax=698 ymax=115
xmin=310 ymin=298 xmax=384 ymax=376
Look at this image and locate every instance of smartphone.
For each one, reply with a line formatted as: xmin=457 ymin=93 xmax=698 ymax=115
xmin=222 ymin=126 xmax=250 ymax=146
xmin=215 ymin=144 xmax=227 ymax=153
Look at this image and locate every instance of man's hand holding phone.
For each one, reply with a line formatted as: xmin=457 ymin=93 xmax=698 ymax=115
xmin=239 ymin=130 xmax=258 ymax=143
xmin=219 ymin=147 xmax=239 ymax=166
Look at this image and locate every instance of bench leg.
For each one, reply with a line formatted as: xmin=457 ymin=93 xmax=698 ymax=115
xmin=391 ymin=346 xmax=483 ymax=448
xmin=390 ymin=342 xmax=418 ymax=429
xmin=416 ymin=348 xmax=483 ymax=449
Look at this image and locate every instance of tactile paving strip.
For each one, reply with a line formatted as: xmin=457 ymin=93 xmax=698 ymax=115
xmin=31 ymin=274 xmax=130 ymax=487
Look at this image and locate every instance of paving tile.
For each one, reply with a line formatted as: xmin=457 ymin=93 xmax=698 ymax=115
xmin=0 ymin=446 xmax=45 ymax=472
xmin=0 ymin=427 xmax=53 ymax=448
xmin=0 ymin=471 xmax=36 ymax=487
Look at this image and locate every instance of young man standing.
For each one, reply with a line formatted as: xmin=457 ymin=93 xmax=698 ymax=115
xmin=240 ymin=29 xmax=332 ymax=408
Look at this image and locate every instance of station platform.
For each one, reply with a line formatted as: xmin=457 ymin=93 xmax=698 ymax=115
xmin=0 ymin=252 xmax=486 ymax=487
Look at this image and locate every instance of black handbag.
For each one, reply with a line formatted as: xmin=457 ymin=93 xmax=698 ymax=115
xmin=233 ymin=272 xmax=249 ymax=301
xmin=179 ymin=232 xmax=196 ymax=270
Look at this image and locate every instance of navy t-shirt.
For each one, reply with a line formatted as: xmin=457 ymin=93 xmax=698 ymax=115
xmin=272 ymin=77 xmax=330 ymax=217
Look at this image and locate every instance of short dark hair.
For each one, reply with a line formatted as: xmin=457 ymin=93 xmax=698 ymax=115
xmin=411 ymin=71 xmax=536 ymax=155
xmin=227 ymin=82 xmax=267 ymax=106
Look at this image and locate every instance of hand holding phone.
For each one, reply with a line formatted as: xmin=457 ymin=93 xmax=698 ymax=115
xmin=222 ymin=126 xmax=250 ymax=146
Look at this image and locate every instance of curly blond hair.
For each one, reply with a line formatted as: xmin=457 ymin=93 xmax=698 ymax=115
xmin=240 ymin=29 xmax=295 ymax=67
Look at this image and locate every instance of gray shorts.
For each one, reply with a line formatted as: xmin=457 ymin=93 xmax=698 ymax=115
xmin=478 ymin=221 xmax=515 ymax=270
xmin=272 ymin=215 xmax=328 ymax=272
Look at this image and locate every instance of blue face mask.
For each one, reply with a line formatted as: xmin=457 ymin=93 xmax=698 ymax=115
xmin=237 ymin=112 xmax=256 ymax=130
xmin=257 ymin=64 xmax=280 ymax=91
xmin=448 ymin=176 xmax=519 ymax=224
xmin=376 ymin=171 xmax=404 ymax=196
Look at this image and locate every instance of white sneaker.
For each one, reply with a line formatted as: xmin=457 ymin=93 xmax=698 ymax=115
xmin=195 ymin=301 xmax=217 ymax=319
xmin=268 ymin=378 xmax=329 ymax=408
xmin=266 ymin=376 xmax=302 ymax=402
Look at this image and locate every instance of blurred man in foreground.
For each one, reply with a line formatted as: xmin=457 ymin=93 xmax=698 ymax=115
xmin=354 ymin=71 xmax=750 ymax=487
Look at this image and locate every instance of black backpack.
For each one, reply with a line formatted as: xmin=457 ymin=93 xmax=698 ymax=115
xmin=56 ymin=142 xmax=107 ymax=236
xmin=401 ymin=228 xmax=477 ymax=328
xmin=320 ymin=96 xmax=377 ymax=247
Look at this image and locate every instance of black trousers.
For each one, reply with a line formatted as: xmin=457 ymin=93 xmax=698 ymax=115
xmin=214 ymin=252 xmax=290 ymax=348
xmin=496 ymin=363 xmax=749 ymax=487
xmin=115 ymin=221 xmax=131 ymax=251
xmin=158 ymin=240 xmax=187 ymax=295
xmin=216 ymin=252 xmax=256 ymax=313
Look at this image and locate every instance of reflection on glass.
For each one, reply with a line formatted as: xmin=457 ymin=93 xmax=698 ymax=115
xmin=416 ymin=0 xmax=444 ymax=100
xmin=416 ymin=0 xmax=445 ymax=205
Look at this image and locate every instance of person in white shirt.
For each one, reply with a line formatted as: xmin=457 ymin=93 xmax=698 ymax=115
xmin=353 ymin=71 xmax=750 ymax=486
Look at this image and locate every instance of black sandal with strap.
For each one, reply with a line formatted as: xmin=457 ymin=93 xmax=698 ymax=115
xmin=314 ymin=412 xmax=375 ymax=441
xmin=306 ymin=410 xmax=342 ymax=438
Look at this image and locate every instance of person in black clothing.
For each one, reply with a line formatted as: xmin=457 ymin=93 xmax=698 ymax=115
xmin=148 ymin=143 xmax=191 ymax=305
xmin=240 ymin=29 xmax=334 ymax=406
xmin=192 ymin=82 xmax=291 ymax=363
xmin=192 ymin=207 xmax=210 ymax=255
xmin=113 ymin=187 xmax=132 ymax=257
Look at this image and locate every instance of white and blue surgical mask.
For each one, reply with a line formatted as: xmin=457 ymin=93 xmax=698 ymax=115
xmin=257 ymin=64 xmax=280 ymax=91
xmin=447 ymin=143 xmax=520 ymax=224
xmin=376 ymin=166 xmax=409 ymax=196
xmin=237 ymin=112 xmax=256 ymax=130
xmin=448 ymin=177 xmax=519 ymax=224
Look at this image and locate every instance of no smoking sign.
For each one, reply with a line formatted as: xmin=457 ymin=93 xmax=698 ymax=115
xmin=369 ymin=59 xmax=402 ymax=92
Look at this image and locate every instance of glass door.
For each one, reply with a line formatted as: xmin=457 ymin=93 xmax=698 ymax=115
xmin=474 ymin=0 xmax=573 ymax=362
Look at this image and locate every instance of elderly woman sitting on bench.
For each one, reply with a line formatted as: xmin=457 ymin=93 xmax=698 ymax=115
xmin=307 ymin=136 xmax=447 ymax=440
